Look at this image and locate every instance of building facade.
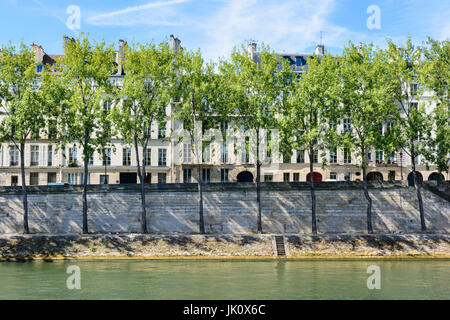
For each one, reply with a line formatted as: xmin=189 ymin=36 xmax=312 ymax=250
xmin=0 ymin=37 xmax=447 ymax=186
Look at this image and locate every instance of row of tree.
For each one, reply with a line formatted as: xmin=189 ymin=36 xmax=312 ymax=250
xmin=0 ymin=35 xmax=448 ymax=235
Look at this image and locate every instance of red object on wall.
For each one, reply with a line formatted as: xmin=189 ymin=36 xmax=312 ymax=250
xmin=306 ymin=172 xmax=322 ymax=182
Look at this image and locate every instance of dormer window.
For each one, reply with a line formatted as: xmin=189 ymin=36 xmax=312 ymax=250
xmin=36 ymin=64 xmax=43 ymax=73
xmin=295 ymin=56 xmax=306 ymax=66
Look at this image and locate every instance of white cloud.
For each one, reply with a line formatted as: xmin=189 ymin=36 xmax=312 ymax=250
xmin=86 ymin=0 xmax=189 ymax=26
xmin=198 ymin=0 xmax=355 ymax=61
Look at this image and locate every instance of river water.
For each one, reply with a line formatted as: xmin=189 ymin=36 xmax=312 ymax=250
xmin=0 ymin=260 xmax=448 ymax=299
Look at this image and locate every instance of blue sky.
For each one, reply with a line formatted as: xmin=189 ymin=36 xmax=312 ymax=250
xmin=1 ymin=0 xmax=449 ymax=61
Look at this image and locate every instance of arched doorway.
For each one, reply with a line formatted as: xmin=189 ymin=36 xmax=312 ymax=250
xmin=407 ymin=171 xmax=423 ymax=186
xmin=306 ymin=172 xmax=322 ymax=182
xmin=367 ymin=172 xmax=383 ymax=183
xmin=428 ymin=172 xmax=444 ymax=183
xmin=237 ymin=171 xmax=254 ymax=182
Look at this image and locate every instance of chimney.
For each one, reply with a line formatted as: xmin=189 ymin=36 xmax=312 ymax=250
xmin=117 ymin=39 xmax=125 ymax=75
xmin=31 ymin=42 xmax=45 ymax=63
xmin=314 ymin=44 xmax=324 ymax=56
xmin=247 ymin=42 xmax=257 ymax=58
xmin=170 ymin=35 xmax=182 ymax=53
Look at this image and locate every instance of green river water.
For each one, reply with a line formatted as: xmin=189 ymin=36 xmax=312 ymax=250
xmin=0 ymin=259 xmax=448 ymax=299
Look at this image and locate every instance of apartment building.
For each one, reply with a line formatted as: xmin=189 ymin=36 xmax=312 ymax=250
xmin=0 ymin=38 xmax=446 ymax=186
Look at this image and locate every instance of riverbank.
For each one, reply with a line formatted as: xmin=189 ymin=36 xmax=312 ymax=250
xmin=1 ymin=233 xmax=449 ymax=261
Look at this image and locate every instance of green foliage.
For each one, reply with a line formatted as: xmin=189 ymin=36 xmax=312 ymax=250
xmin=420 ymin=38 xmax=450 ymax=173
xmin=0 ymin=42 xmax=46 ymax=145
xmin=225 ymin=43 xmax=290 ymax=163
xmin=112 ymin=40 xmax=173 ymax=150
xmin=385 ymin=37 xmax=438 ymax=170
xmin=280 ymin=53 xmax=341 ymax=165
xmin=56 ymin=34 xmax=116 ymax=163
xmin=171 ymin=48 xmax=229 ymax=158
xmin=339 ymin=42 xmax=399 ymax=169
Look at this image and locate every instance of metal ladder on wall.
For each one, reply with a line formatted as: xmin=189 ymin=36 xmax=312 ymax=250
xmin=274 ymin=236 xmax=286 ymax=256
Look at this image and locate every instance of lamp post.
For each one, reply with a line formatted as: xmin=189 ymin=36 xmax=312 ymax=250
xmin=103 ymin=148 xmax=108 ymax=184
xmin=400 ymin=151 xmax=403 ymax=181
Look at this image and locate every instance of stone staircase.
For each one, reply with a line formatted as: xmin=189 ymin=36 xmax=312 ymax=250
xmin=275 ymin=236 xmax=286 ymax=256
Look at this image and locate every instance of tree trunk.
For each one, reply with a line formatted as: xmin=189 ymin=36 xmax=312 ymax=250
xmin=82 ymin=151 xmax=88 ymax=234
xmin=362 ymin=164 xmax=373 ymax=234
xmin=411 ymin=147 xmax=426 ymax=232
xmin=256 ymin=129 xmax=262 ymax=233
xmin=135 ymin=140 xmax=148 ymax=234
xmin=20 ymin=142 xmax=29 ymax=234
xmin=309 ymin=147 xmax=317 ymax=234
xmin=197 ymin=163 xmax=205 ymax=234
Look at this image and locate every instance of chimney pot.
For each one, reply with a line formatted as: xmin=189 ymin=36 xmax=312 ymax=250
xmin=314 ymin=44 xmax=324 ymax=56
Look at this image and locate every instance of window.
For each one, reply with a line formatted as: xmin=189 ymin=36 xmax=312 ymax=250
xmin=221 ymin=168 xmax=229 ymax=182
xmin=145 ymin=148 xmax=151 ymax=166
xmin=158 ymin=123 xmax=166 ymax=139
xmin=343 ymin=119 xmax=351 ymax=134
xmin=264 ymin=174 xmax=273 ymax=182
xmin=329 ymin=147 xmax=337 ymax=163
xmin=202 ymin=168 xmax=211 ymax=183
xmin=295 ymin=56 xmax=306 ymax=66
xmin=377 ymin=124 xmax=383 ymax=136
xmin=47 ymin=172 xmax=56 ymax=184
xmin=344 ymin=148 xmax=351 ymax=164
xmin=388 ymin=171 xmax=396 ymax=181
xmin=123 ymin=147 xmax=131 ymax=166
xmin=48 ymin=121 xmax=57 ymax=140
xmin=411 ymin=83 xmax=418 ymax=95
xmin=221 ymin=141 xmax=228 ymax=163
xmin=36 ymin=64 xmax=43 ymax=73
xmin=102 ymin=148 xmax=111 ymax=166
xmin=387 ymin=152 xmax=395 ymax=164
xmin=375 ymin=149 xmax=383 ymax=164
xmin=202 ymin=143 xmax=211 ymax=163
xmin=69 ymin=147 xmax=77 ymax=163
xmin=47 ymin=145 xmax=53 ymax=166
xmin=344 ymin=172 xmax=351 ymax=181
xmin=29 ymin=173 xmax=39 ymax=185
xmin=9 ymin=146 xmax=19 ymax=166
xmin=293 ymin=173 xmax=300 ymax=181
xmin=283 ymin=153 xmax=291 ymax=164
xmin=88 ymin=156 xmax=94 ymax=166
xmin=266 ymin=131 xmax=272 ymax=158
xmin=80 ymin=174 xmax=89 ymax=185
xmin=31 ymin=126 xmax=40 ymax=140
xmin=386 ymin=121 xmax=394 ymax=135
xmin=242 ymin=137 xmax=250 ymax=163
xmin=103 ymin=101 xmax=111 ymax=114
xmin=368 ymin=150 xmax=372 ymax=161
xmin=283 ymin=172 xmax=290 ymax=182
xmin=145 ymin=173 xmax=151 ymax=184
xmin=410 ymin=102 xmax=418 ymax=109
xmin=183 ymin=143 xmax=192 ymax=163
xmin=330 ymin=172 xmax=337 ymax=180
xmin=158 ymin=148 xmax=167 ymax=166
xmin=313 ymin=150 xmax=318 ymax=163
xmin=68 ymin=173 xmax=77 ymax=185
xmin=296 ymin=150 xmax=305 ymax=163
xmin=183 ymin=168 xmax=192 ymax=183
xmin=158 ymin=173 xmax=166 ymax=184
xmin=220 ymin=121 xmax=228 ymax=134
xmin=30 ymin=145 xmax=39 ymax=166
xmin=11 ymin=176 xmax=18 ymax=186
xmin=100 ymin=175 xmax=109 ymax=184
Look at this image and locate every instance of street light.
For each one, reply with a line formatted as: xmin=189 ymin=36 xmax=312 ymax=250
xmin=400 ymin=151 xmax=403 ymax=181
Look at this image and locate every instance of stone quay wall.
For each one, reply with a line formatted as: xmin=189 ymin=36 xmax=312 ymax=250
xmin=0 ymin=182 xmax=448 ymax=234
